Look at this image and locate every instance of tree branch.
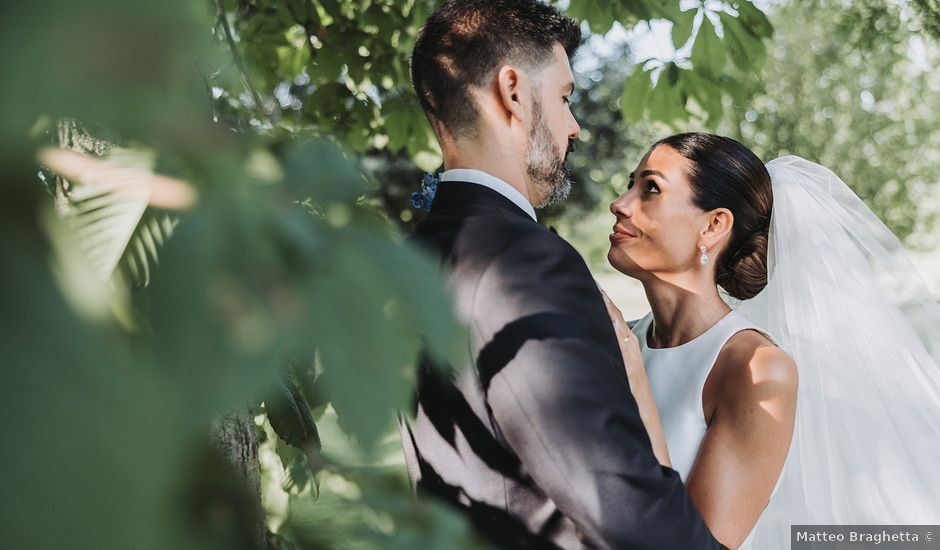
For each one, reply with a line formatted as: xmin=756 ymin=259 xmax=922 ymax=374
xmin=214 ymin=0 xmax=269 ymax=123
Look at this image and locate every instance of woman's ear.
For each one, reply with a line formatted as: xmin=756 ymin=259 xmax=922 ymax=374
xmin=701 ymin=208 xmax=734 ymax=250
xmin=496 ymin=65 xmax=526 ymax=122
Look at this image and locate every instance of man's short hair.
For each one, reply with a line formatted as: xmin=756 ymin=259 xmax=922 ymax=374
xmin=410 ymin=0 xmax=581 ymax=139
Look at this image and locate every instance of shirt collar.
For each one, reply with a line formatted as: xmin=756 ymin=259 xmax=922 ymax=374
xmin=440 ymin=168 xmax=537 ymax=222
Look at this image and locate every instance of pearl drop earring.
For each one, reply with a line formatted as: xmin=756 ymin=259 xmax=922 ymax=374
xmin=699 ymin=245 xmax=709 ymax=266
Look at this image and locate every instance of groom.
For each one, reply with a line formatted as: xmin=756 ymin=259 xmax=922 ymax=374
xmin=400 ymin=1 xmax=726 ymax=548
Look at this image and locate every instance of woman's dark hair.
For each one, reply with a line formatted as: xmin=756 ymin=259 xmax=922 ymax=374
xmin=655 ymin=133 xmax=773 ymax=300
xmin=410 ymin=0 xmax=580 ymax=139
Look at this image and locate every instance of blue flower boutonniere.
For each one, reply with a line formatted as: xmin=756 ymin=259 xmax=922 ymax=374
xmin=411 ymin=172 xmax=440 ymax=212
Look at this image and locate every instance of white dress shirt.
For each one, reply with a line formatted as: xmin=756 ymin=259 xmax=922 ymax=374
xmin=440 ymin=168 xmax=537 ymax=222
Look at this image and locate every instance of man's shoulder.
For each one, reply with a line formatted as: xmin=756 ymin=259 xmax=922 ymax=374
xmin=475 ymin=224 xmax=597 ymax=308
xmin=413 ymin=206 xmax=576 ymax=261
xmin=416 ymin=202 xmax=543 ymax=232
xmin=470 ymin=217 xmax=586 ymax=279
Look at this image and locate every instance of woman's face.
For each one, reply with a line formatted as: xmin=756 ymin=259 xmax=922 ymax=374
xmin=607 ymin=144 xmax=712 ymax=280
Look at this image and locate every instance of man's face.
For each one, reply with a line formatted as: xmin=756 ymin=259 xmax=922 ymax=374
xmin=526 ymin=43 xmax=581 ymax=208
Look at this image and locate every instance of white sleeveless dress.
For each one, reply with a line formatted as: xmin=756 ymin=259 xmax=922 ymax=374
xmin=630 ymin=309 xmax=782 ymax=550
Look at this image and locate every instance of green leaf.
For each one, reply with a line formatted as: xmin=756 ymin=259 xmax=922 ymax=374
xmin=276 ymin=43 xmax=310 ymax=80
xmin=613 ymin=0 xmax=651 ymax=26
xmin=266 ymin=371 xmax=321 ymax=451
xmin=318 ymin=0 xmax=345 ymax=22
xmin=116 ymin=211 xmax=177 ymax=288
xmin=55 ymin=148 xmax=177 ymax=288
xmin=281 ymin=140 xmax=367 ymax=204
xmin=621 ymin=67 xmax=653 ymax=123
xmin=671 ymin=8 xmax=698 ymax=49
xmin=665 ymin=61 xmax=680 ymax=86
xmin=63 ymin=179 xmax=147 ymax=281
xmin=720 ymin=74 xmax=748 ymax=105
xmin=691 ymin=17 xmax=725 ymax=78
xmin=309 ymin=225 xmax=464 ymax=453
xmin=1 ymin=186 xmax=192 ymax=550
xmin=568 ymin=0 xmax=615 ymax=34
xmin=718 ymin=11 xmax=767 ymax=73
xmin=274 ymin=437 xmax=314 ymax=493
xmin=407 ymin=127 xmax=444 ymax=172
xmin=564 ymin=0 xmax=590 ymax=25
xmin=285 ymin=450 xmax=314 ymax=492
xmin=374 ymin=240 xmax=465 ymax=369
xmin=382 ymin=96 xmax=415 ymax=152
xmin=309 ymin=48 xmax=345 ymax=83
xmin=310 ymin=238 xmax=417 ymax=452
xmin=734 ymin=0 xmax=774 ymax=38
xmin=292 ymin=359 xmax=330 ymax=412
xmin=647 ymin=64 xmax=688 ymax=125
xmin=682 ymin=70 xmax=724 ymax=122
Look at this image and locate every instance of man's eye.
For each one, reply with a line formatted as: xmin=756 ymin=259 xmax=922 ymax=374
xmin=563 ymin=96 xmax=571 ymax=104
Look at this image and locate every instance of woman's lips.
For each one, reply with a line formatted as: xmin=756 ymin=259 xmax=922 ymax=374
xmin=609 ymin=232 xmax=635 ymax=243
xmin=610 ymin=225 xmax=637 ymax=243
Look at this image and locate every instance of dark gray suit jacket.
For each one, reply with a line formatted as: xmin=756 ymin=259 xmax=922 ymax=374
xmin=400 ymin=181 xmax=726 ymax=549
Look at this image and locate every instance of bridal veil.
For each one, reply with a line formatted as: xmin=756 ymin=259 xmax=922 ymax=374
xmin=730 ymin=156 xmax=940 ymax=547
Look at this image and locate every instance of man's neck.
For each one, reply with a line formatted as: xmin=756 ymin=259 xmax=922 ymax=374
xmin=440 ymin=168 xmax=539 ymax=222
xmin=443 ymin=142 xmax=533 ymax=206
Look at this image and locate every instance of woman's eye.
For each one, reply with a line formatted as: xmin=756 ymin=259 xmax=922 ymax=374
xmin=645 ymin=181 xmax=660 ymax=194
xmin=626 ymin=179 xmax=634 ymax=190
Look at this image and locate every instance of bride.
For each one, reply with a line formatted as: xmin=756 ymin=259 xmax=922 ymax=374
xmin=601 ymin=132 xmax=940 ymax=549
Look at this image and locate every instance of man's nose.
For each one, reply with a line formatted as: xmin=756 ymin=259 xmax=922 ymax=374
xmin=568 ymin=113 xmax=581 ymax=141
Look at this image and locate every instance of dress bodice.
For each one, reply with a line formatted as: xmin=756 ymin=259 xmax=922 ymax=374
xmin=631 ymin=309 xmax=775 ymax=480
xmin=631 ymin=309 xmax=780 ymax=549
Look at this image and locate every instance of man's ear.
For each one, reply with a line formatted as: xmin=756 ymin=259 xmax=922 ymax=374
xmin=701 ymin=208 xmax=734 ymax=251
xmin=496 ymin=65 xmax=527 ymax=122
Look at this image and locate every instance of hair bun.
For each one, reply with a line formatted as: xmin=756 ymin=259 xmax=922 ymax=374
xmin=716 ymin=227 xmax=769 ymax=301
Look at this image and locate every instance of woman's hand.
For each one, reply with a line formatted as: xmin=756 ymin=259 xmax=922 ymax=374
xmin=598 ymin=285 xmax=672 ymax=468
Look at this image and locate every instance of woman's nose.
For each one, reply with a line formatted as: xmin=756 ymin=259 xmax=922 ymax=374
xmin=610 ymin=193 xmax=631 ymax=217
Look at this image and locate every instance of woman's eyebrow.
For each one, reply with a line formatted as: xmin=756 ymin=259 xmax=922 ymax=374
xmin=629 ymin=169 xmax=667 ymax=180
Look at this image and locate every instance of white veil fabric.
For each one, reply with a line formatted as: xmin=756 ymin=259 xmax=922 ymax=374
xmin=731 ymin=156 xmax=940 ymax=547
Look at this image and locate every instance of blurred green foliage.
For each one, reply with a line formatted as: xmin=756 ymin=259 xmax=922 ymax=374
xmin=1 ymin=0 xmax=474 ymax=548
xmin=208 ymin=0 xmax=772 ymax=153
xmin=612 ymin=2 xmax=774 ymax=126
xmin=912 ymin=0 xmax=940 ymax=38
xmin=718 ymin=0 xmax=940 ymax=246
xmin=207 ymin=0 xmax=774 ymax=228
xmin=3 ymin=0 xmax=936 ymax=548
xmin=555 ymin=1 xmax=940 ymax=266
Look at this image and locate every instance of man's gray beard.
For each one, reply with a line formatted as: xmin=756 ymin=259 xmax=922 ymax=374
xmin=526 ymin=98 xmax=571 ymax=208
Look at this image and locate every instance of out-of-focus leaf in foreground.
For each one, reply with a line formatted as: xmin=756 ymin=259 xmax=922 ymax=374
xmin=1 ymin=0 xmax=476 ymax=548
xmin=0 ymin=188 xmax=190 ymax=550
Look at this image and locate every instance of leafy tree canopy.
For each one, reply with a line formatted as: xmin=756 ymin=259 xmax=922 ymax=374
xmin=209 ymin=0 xmax=774 ymax=173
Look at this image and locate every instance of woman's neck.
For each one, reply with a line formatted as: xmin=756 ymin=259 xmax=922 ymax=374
xmin=641 ymin=274 xmax=731 ymax=348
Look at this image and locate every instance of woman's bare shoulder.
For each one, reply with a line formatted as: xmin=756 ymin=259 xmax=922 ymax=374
xmin=705 ymin=330 xmax=798 ymax=420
